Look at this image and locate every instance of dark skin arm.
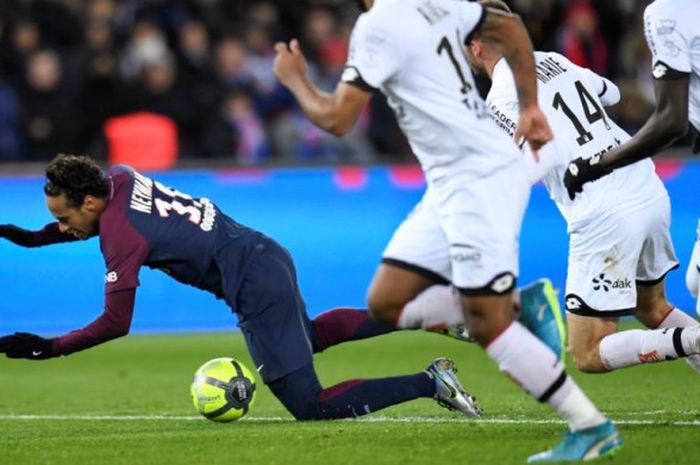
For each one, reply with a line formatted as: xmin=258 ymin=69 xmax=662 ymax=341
xmin=273 ymin=8 xmax=551 ymax=150
xmin=272 ymin=39 xmax=372 ymax=137
xmin=599 ymin=76 xmax=690 ymax=170
xmin=478 ymin=9 xmax=552 ymax=153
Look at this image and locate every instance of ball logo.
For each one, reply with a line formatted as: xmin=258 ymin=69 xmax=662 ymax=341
xmin=105 ymin=271 xmax=119 ymax=283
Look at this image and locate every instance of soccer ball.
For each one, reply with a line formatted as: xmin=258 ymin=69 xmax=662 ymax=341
xmin=190 ymin=357 xmax=257 ymax=422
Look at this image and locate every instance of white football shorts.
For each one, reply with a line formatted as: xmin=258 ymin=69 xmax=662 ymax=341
xmin=382 ymin=162 xmax=530 ymax=295
xmin=565 ymin=191 xmax=679 ymax=317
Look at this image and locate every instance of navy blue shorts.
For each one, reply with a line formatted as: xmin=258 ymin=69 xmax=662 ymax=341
xmin=229 ymin=237 xmax=315 ymax=384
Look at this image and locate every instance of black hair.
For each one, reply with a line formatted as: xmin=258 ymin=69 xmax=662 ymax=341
xmin=44 ymin=154 xmax=109 ymax=208
xmin=478 ymin=0 xmax=512 ymax=14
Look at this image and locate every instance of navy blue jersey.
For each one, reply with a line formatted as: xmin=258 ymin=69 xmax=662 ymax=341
xmin=102 ymin=166 xmax=262 ymax=300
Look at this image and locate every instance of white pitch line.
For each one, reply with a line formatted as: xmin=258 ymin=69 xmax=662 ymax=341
xmin=0 ymin=414 xmax=699 ymax=426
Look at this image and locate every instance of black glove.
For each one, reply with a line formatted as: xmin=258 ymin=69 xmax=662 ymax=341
xmin=563 ymin=155 xmax=613 ymax=200
xmin=0 ymin=332 xmax=54 ymax=360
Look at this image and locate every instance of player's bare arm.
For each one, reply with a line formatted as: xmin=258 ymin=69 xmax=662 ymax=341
xmin=477 ymin=8 xmax=552 ymax=153
xmin=601 ymin=77 xmax=690 ymax=170
xmin=272 ymin=39 xmax=372 ymax=136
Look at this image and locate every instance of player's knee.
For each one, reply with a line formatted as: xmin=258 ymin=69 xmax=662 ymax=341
xmin=366 ymin=292 xmax=402 ymax=325
xmin=461 ymin=296 xmax=513 ymax=346
xmin=686 ymin=263 xmax=699 ymax=299
xmin=286 ymin=401 xmax=322 ymax=421
xmin=267 ymin=365 xmax=324 ymax=420
xmin=570 ymin=345 xmax=607 ymax=373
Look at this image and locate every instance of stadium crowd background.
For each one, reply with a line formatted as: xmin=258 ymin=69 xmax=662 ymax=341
xmin=0 ymin=0 xmax=693 ymax=166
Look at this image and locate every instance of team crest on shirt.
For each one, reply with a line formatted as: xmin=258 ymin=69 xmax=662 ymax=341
xmin=662 ymin=39 xmax=681 ymax=58
xmin=656 ymin=19 xmax=676 ymax=35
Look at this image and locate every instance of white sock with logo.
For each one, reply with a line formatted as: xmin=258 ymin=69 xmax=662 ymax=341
xmin=486 ymin=322 xmax=606 ymax=430
xmin=599 ymin=326 xmax=700 ymax=370
xmin=396 ymin=285 xmax=465 ymax=330
xmin=656 ymin=308 xmax=700 ymax=373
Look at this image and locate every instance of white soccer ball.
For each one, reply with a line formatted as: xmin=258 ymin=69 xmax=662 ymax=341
xmin=190 ymin=357 xmax=257 ymax=422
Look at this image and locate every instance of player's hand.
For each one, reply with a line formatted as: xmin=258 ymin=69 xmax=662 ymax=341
xmin=563 ymin=155 xmax=613 ymax=200
xmin=273 ymin=39 xmax=307 ymax=89
xmin=514 ymin=105 xmax=553 ymax=161
xmin=0 ymin=332 xmax=54 ymax=360
xmin=0 ymin=225 xmax=13 ymax=239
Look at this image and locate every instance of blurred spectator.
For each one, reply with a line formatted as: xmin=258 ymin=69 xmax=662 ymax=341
xmin=0 ymin=17 xmax=41 ymax=84
xmin=214 ymin=36 xmax=256 ymax=92
xmin=203 ymin=90 xmax=269 ymax=163
xmin=557 ymin=0 xmax=609 ymax=76
xmin=0 ymin=79 xmax=24 ymax=160
xmin=119 ymin=20 xmax=169 ymax=82
xmin=19 ymin=49 xmax=80 ymax=160
xmin=512 ymin=0 xmax=562 ymax=51
xmin=0 ymin=0 xmax=687 ymax=164
xmin=123 ymin=52 xmax=198 ymax=156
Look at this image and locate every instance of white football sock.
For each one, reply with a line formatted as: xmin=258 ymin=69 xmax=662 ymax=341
xmin=396 ymin=285 xmax=465 ymax=330
xmin=486 ymin=322 xmax=606 ymax=431
xmin=657 ymin=308 xmax=700 ymax=374
xmin=599 ymin=325 xmax=700 ymax=370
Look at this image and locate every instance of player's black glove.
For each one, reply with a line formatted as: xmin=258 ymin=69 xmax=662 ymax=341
xmin=0 ymin=332 xmax=54 ymax=360
xmin=563 ymin=155 xmax=613 ymax=200
xmin=0 ymin=224 xmax=25 ymax=241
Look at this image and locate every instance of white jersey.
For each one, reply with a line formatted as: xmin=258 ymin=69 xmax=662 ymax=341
xmin=644 ymin=0 xmax=700 ymax=132
xmin=487 ymin=52 xmax=665 ymax=227
xmin=343 ymin=0 xmax=521 ymax=183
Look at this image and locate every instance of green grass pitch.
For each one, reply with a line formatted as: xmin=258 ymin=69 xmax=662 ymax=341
xmin=1 ymin=328 xmax=699 ymax=465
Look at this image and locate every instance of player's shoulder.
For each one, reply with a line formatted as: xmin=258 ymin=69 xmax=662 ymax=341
xmin=108 ymin=164 xmax=136 ymax=179
xmin=356 ymin=0 xmax=418 ymax=34
xmin=644 ymin=0 xmax=695 ymax=24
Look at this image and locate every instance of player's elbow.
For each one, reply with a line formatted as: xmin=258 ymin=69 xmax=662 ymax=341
xmin=656 ymin=106 xmax=688 ymax=140
xmin=663 ymin=116 xmax=688 ymax=140
xmin=325 ymin=118 xmax=354 ymax=137
xmin=106 ymin=321 xmax=131 ymax=340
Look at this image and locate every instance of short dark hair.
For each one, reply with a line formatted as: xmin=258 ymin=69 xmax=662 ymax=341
xmin=478 ymin=0 xmax=511 ymax=14
xmin=471 ymin=1 xmax=512 ymax=43
xmin=44 ymin=154 xmax=109 ymax=208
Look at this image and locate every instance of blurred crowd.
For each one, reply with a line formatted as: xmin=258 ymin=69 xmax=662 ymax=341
xmin=0 ymin=0 xmax=677 ymax=165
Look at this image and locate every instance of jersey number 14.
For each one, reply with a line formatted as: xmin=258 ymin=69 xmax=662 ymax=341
xmin=552 ymin=80 xmax=611 ymax=146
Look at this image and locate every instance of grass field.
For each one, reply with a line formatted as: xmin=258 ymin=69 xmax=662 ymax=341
xmin=1 ymin=327 xmax=699 ymax=465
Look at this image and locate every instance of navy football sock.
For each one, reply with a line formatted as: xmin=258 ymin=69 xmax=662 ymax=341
xmin=268 ymin=363 xmax=435 ymax=420
xmin=311 ymin=307 xmax=397 ymax=352
xmin=315 ymin=373 xmax=435 ymax=419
